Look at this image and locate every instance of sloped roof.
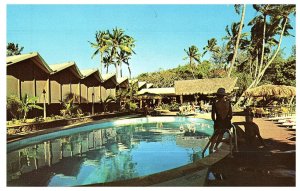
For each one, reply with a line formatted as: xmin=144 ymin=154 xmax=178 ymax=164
xmin=81 ymin=68 xmax=102 ymax=82
xmin=117 ymin=77 xmax=128 ymax=84
xmin=102 ymin=73 xmax=116 ymax=82
xmin=138 ymin=87 xmax=175 ymax=95
xmin=102 ymin=73 xmax=117 ymax=88
xmin=6 ymin=52 xmax=52 ymax=73
xmin=146 ymin=83 xmax=154 ymax=88
xmin=49 ymin=61 xmax=83 ymax=78
xmin=175 ymin=77 xmax=238 ymax=95
xmin=138 ymin=81 xmax=147 ymax=89
xmin=117 ymin=77 xmax=129 ymax=88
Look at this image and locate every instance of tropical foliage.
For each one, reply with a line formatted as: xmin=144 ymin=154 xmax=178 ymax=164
xmin=60 ymin=93 xmax=81 ymax=117
xmin=137 ymin=61 xmax=212 ymax=88
xmin=7 ymin=95 xmax=23 ymax=119
xmin=6 ymin=42 xmax=24 ymax=56
xmin=137 ymin=4 xmax=295 ymax=108
xmin=90 ymin=28 xmax=136 ymax=78
xmin=18 ymin=94 xmax=43 ymax=121
xmin=102 ymin=95 xmax=116 ymax=112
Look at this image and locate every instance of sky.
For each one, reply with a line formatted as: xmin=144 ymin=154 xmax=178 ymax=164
xmin=6 ymin=4 xmax=296 ymax=78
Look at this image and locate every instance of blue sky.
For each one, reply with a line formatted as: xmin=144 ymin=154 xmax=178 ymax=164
xmin=7 ymin=4 xmax=296 ymax=77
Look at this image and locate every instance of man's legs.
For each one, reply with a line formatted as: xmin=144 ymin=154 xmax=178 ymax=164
xmin=209 ymin=132 xmax=221 ymax=153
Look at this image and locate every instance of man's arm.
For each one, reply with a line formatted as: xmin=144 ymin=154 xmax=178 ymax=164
xmin=228 ymin=102 xmax=233 ymax=120
xmin=211 ymin=102 xmax=216 ymax=121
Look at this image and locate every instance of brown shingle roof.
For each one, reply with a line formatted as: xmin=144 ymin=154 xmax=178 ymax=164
xmin=174 ymin=77 xmax=238 ymax=95
xmin=6 ymin=52 xmax=52 ymax=74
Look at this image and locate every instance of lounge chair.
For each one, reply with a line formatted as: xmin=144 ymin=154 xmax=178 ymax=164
xmin=281 ymin=122 xmax=296 ymax=127
xmin=277 ymin=118 xmax=296 ymax=124
xmin=267 ymin=116 xmax=295 ymax=121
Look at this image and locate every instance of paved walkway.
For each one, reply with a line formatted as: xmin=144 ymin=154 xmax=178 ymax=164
xmin=205 ymin=116 xmax=296 ymax=186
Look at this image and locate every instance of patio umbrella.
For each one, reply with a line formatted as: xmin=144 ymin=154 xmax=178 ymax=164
xmin=245 ymin=84 xmax=296 ymax=98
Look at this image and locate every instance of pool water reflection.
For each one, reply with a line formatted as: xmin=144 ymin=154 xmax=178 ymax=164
xmin=7 ymin=117 xmax=213 ymax=186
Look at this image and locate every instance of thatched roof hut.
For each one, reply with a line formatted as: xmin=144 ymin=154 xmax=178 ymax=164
xmin=174 ymin=77 xmax=238 ymax=95
xmin=245 ymin=84 xmax=296 ymax=98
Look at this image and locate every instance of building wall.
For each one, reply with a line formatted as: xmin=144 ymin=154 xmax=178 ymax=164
xmin=50 ymin=70 xmax=81 ymax=103
xmin=80 ymin=84 xmax=88 ymax=103
xmin=87 ymin=86 xmax=94 ymax=102
xmin=36 ymin=80 xmax=48 ymax=103
xmin=7 ymin=59 xmax=49 ymax=102
xmin=6 ymin=75 xmax=19 ymax=97
xmin=71 ymin=83 xmax=80 ymax=103
xmin=101 ymin=86 xmax=107 ymax=101
xmin=6 ymin=58 xmax=120 ymax=119
xmin=50 ymin=80 xmax=61 ymax=103
xmin=106 ymin=88 xmax=116 ymax=98
xmin=94 ymin=86 xmax=101 ymax=102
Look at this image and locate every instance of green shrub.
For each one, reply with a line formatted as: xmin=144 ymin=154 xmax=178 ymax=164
xmin=7 ymin=95 xmax=22 ymax=119
xmin=161 ymin=104 xmax=170 ymax=110
xmin=126 ymin=101 xmax=137 ymax=112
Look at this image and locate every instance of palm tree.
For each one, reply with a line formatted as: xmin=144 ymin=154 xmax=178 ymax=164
xmin=89 ymin=30 xmax=111 ymax=74
xmin=103 ymin=54 xmax=113 ymax=74
xmin=183 ymin=45 xmax=201 ymax=79
xmin=7 ymin=42 xmax=24 ymax=56
xmin=90 ymin=28 xmax=135 ymax=77
xmin=102 ymin=95 xmax=116 ymax=112
xmin=59 ymin=93 xmax=81 ymax=117
xmin=223 ymin=22 xmax=248 ymax=72
xmin=20 ymin=94 xmax=43 ymax=121
xmin=227 ymin=4 xmax=246 ymax=77
xmin=234 ymin=4 xmax=295 ymax=107
xmin=202 ymin=38 xmax=220 ymax=57
xmin=108 ymin=28 xmax=135 ymax=78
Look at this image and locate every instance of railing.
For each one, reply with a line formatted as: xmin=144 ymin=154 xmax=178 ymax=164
xmin=202 ymin=123 xmax=238 ymax=158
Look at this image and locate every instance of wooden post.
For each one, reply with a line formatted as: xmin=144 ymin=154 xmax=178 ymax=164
xmin=47 ymin=79 xmax=50 ymax=104
xmin=60 ymin=83 xmax=63 ymax=102
xmin=78 ymin=82 xmax=81 ymax=104
xmin=18 ymin=79 xmax=21 ymax=99
xmin=180 ymin=95 xmax=183 ymax=104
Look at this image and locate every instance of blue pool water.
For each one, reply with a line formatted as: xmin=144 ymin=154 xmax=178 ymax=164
xmin=7 ymin=117 xmax=214 ymax=186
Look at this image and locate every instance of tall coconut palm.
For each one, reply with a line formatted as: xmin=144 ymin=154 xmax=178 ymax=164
xmin=223 ymin=22 xmax=248 ymax=72
xmin=234 ymin=4 xmax=295 ymax=107
xmin=103 ymin=54 xmax=113 ymax=74
xmin=227 ymin=4 xmax=246 ymax=77
xmin=89 ymin=30 xmax=111 ymax=74
xmin=108 ymin=28 xmax=135 ymax=78
xmin=117 ymin=50 xmax=131 ymax=78
xmin=6 ymin=42 xmax=24 ymax=56
xmin=183 ymin=45 xmax=201 ymax=79
xmin=202 ymin=38 xmax=220 ymax=57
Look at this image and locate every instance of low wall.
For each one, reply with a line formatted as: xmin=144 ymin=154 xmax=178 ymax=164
xmin=7 ymin=112 xmax=130 ymax=137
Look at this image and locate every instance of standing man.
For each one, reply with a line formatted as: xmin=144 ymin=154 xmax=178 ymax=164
xmin=209 ymin=88 xmax=233 ymax=153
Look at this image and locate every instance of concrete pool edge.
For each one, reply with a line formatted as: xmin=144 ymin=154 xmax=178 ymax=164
xmin=84 ymin=143 xmax=231 ymax=187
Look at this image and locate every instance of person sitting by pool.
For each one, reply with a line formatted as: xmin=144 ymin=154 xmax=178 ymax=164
xmin=245 ymin=114 xmax=266 ymax=148
xmin=209 ymin=88 xmax=233 ymax=154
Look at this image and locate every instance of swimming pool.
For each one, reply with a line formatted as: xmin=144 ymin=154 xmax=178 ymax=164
xmin=7 ymin=117 xmax=214 ymax=186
